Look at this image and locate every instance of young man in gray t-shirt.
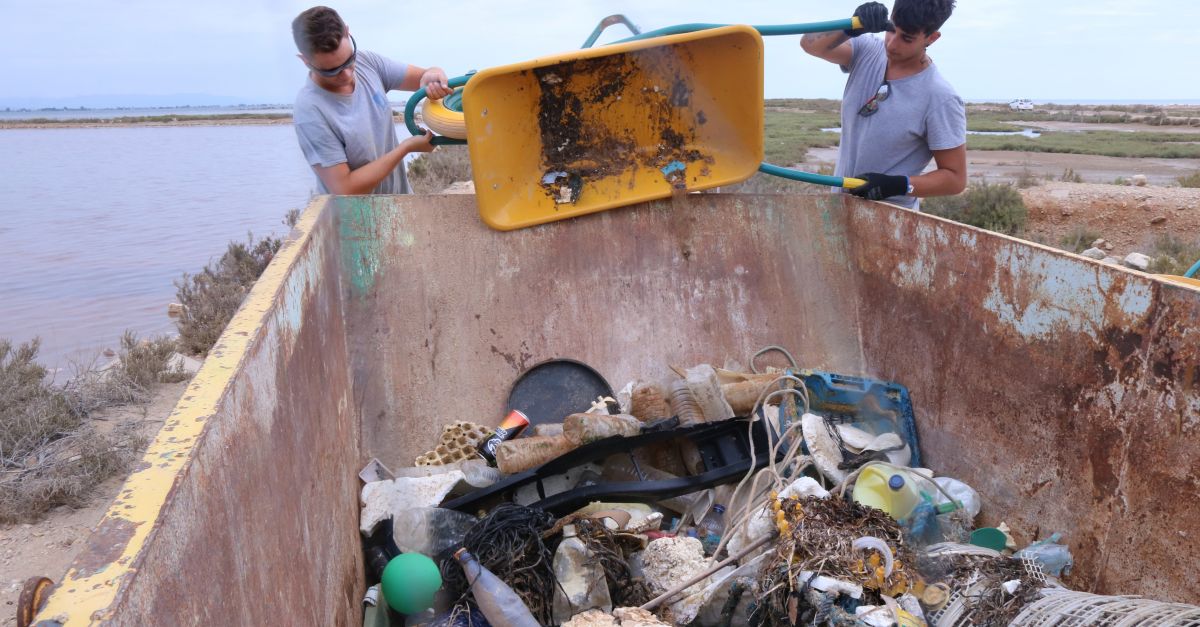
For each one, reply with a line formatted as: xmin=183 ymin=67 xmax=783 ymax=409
xmin=801 ymin=0 xmax=966 ymax=210
xmin=291 ymin=6 xmax=453 ymax=195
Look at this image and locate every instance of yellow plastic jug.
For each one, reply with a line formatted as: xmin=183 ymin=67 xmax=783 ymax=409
xmin=852 ymin=463 xmax=923 ymax=520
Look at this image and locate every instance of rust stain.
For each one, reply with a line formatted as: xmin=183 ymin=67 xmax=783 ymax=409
xmin=71 ymin=516 xmax=141 ymax=579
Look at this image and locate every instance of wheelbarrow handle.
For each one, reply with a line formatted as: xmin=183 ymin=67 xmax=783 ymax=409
xmin=403 ymin=16 xmax=864 ymax=146
xmin=403 ymin=73 xmax=472 ymax=146
xmin=614 ymin=17 xmax=861 ymax=43
xmin=759 ymin=163 xmax=866 ymax=189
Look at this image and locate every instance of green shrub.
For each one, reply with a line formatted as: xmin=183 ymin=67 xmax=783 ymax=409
xmin=0 ymin=338 xmax=156 ymax=523
xmin=1015 ymin=166 xmax=1041 ymax=188
xmin=1060 ymin=168 xmax=1084 ymax=183
xmin=407 ymin=146 xmax=474 ymax=194
xmin=923 ymin=181 xmax=1028 ymax=235
xmin=1059 ymin=226 xmax=1102 ymax=253
xmin=175 ymin=235 xmax=282 ymax=355
xmin=1177 ymin=171 xmax=1200 ymax=188
xmin=1148 ymin=234 xmax=1200 ymax=275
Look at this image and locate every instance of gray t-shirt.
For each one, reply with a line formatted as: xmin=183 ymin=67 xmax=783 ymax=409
xmin=834 ymin=36 xmax=965 ymax=209
xmin=293 ymin=50 xmax=411 ymax=194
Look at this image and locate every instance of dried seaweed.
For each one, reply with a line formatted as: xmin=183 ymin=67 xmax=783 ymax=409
xmin=440 ymin=503 xmax=559 ymax=625
xmin=753 ymin=495 xmax=918 ymax=626
xmin=918 ymin=553 xmax=1044 ymax=626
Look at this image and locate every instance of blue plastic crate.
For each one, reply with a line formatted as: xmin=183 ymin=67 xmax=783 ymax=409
xmin=786 ymin=369 xmax=922 ymax=468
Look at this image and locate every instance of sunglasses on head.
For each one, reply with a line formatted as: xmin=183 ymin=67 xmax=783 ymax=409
xmin=308 ymin=35 xmax=357 ymax=77
xmin=858 ymin=81 xmax=891 ymax=117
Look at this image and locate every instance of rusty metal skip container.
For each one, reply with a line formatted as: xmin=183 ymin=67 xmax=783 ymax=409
xmin=31 ymin=192 xmax=1200 ymax=624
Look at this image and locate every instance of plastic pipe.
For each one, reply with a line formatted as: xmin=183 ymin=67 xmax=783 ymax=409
xmin=758 ymin=163 xmax=866 ymax=189
xmin=1185 ymin=259 xmax=1200 ymax=278
xmin=403 ymin=74 xmax=472 ymax=146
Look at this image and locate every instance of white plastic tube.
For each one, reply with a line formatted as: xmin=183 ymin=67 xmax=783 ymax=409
xmin=852 ymin=536 xmax=894 ymax=578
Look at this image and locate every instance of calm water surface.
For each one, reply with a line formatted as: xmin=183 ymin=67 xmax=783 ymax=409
xmin=0 ymin=123 xmax=335 ymax=370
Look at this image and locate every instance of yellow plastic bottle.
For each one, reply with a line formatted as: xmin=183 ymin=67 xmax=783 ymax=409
xmin=852 ymin=463 xmax=923 ymax=520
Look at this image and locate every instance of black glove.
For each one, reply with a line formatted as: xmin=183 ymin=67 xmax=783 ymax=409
xmin=849 ymin=173 xmax=909 ymax=200
xmin=845 ymin=2 xmax=894 ymax=37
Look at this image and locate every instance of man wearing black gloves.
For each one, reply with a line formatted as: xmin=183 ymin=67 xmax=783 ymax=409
xmin=800 ymin=1 xmax=966 ymax=209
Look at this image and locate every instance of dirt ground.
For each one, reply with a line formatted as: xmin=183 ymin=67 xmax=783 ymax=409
xmin=802 ymin=147 xmax=1200 ymax=258
xmin=1011 ymin=120 xmax=1200 ymax=134
xmin=0 ymin=381 xmax=188 ymax=625
xmin=1021 ymin=181 xmax=1200 ymax=258
xmin=804 ymin=146 xmax=1200 ymax=187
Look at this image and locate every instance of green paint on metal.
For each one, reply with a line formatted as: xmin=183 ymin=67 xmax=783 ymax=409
xmin=816 ymin=197 xmax=851 ymax=268
xmin=338 ymin=197 xmax=384 ymax=296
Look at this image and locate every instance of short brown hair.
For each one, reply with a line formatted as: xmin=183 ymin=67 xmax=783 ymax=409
xmin=292 ymin=6 xmax=346 ymax=56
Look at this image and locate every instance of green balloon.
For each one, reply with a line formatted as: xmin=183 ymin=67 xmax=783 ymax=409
xmin=381 ymin=553 xmax=443 ymax=614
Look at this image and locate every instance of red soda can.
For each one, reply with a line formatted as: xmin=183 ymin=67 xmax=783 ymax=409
xmin=477 ymin=409 xmax=530 ymax=466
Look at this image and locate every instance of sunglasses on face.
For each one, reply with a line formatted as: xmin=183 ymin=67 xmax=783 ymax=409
xmin=858 ymin=81 xmax=891 ymax=117
xmin=309 ymin=35 xmax=357 ymax=77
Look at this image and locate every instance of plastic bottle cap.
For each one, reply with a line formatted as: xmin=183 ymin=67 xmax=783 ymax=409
xmin=381 ymin=553 xmax=443 ymax=615
xmin=712 ymin=504 xmax=726 ymax=514
xmin=888 ymin=474 xmax=905 ymax=491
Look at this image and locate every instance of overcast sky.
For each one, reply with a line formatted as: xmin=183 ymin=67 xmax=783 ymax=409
xmin=5 ymin=0 xmax=1199 ymax=106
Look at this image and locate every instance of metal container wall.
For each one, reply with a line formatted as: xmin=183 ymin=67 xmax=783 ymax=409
xmin=35 ymin=202 xmax=364 ymax=625
xmin=35 ymin=193 xmax=1200 ymax=624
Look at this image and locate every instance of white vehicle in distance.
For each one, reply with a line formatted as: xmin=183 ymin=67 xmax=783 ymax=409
xmin=1009 ymin=98 xmax=1035 ymax=111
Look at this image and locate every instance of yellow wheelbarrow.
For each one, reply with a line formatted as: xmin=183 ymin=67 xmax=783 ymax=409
xmin=405 ymin=16 xmax=868 ymax=231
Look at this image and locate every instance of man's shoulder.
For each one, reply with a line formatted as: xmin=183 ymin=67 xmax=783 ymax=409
xmin=920 ymin=66 xmax=963 ymax=108
xmin=355 ymin=50 xmax=399 ymax=75
xmin=850 ymin=35 xmax=886 ymax=62
xmin=294 ymin=81 xmax=325 ymax=110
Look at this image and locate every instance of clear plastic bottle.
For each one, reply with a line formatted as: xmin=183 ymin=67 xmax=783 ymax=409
xmin=668 ymin=379 xmax=704 ymax=427
xmin=697 ymin=503 xmax=726 ymax=536
xmin=696 ymin=504 xmax=726 ymax=554
xmin=453 ymin=548 xmax=541 ymax=627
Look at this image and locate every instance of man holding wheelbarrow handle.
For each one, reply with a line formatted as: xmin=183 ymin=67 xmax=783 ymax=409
xmin=801 ymin=1 xmax=966 ymax=209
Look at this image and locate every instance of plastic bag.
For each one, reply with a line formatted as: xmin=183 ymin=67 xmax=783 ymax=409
xmin=391 ymin=507 xmax=477 ymax=559
xmin=1015 ymin=532 xmax=1073 ymax=577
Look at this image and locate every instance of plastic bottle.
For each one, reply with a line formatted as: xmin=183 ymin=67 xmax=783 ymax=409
xmin=551 ymin=525 xmax=613 ymax=624
xmin=696 ymin=504 xmax=726 ymax=554
xmin=460 ymin=458 xmax=503 ymax=488
xmin=852 ymin=463 xmax=923 ymax=521
xmin=667 ymin=379 xmax=705 ymax=427
xmin=453 ymin=548 xmax=540 ymax=627
xmin=391 ymin=508 xmax=478 ymax=559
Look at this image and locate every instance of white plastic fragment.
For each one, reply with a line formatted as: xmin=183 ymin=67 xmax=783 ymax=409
xmin=799 ymin=572 xmax=864 ymax=599
xmin=802 ymin=413 xmax=847 ymax=483
xmin=852 ymin=536 xmax=894 ymax=578
xmin=359 ymin=471 xmax=465 ymax=535
xmin=931 ymin=476 xmax=982 ymax=520
xmin=898 ymin=593 xmax=925 ymax=621
xmin=855 ymin=605 xmax=898 ymax=627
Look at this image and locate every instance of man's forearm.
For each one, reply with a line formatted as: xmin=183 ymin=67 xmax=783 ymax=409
xmin=343 ymin=146 xmax=408 ymax=195
xmin=911 ymin=169 xmax=967 ymax=198
xmin=801 ymin=31 xmax=850 ymax=53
